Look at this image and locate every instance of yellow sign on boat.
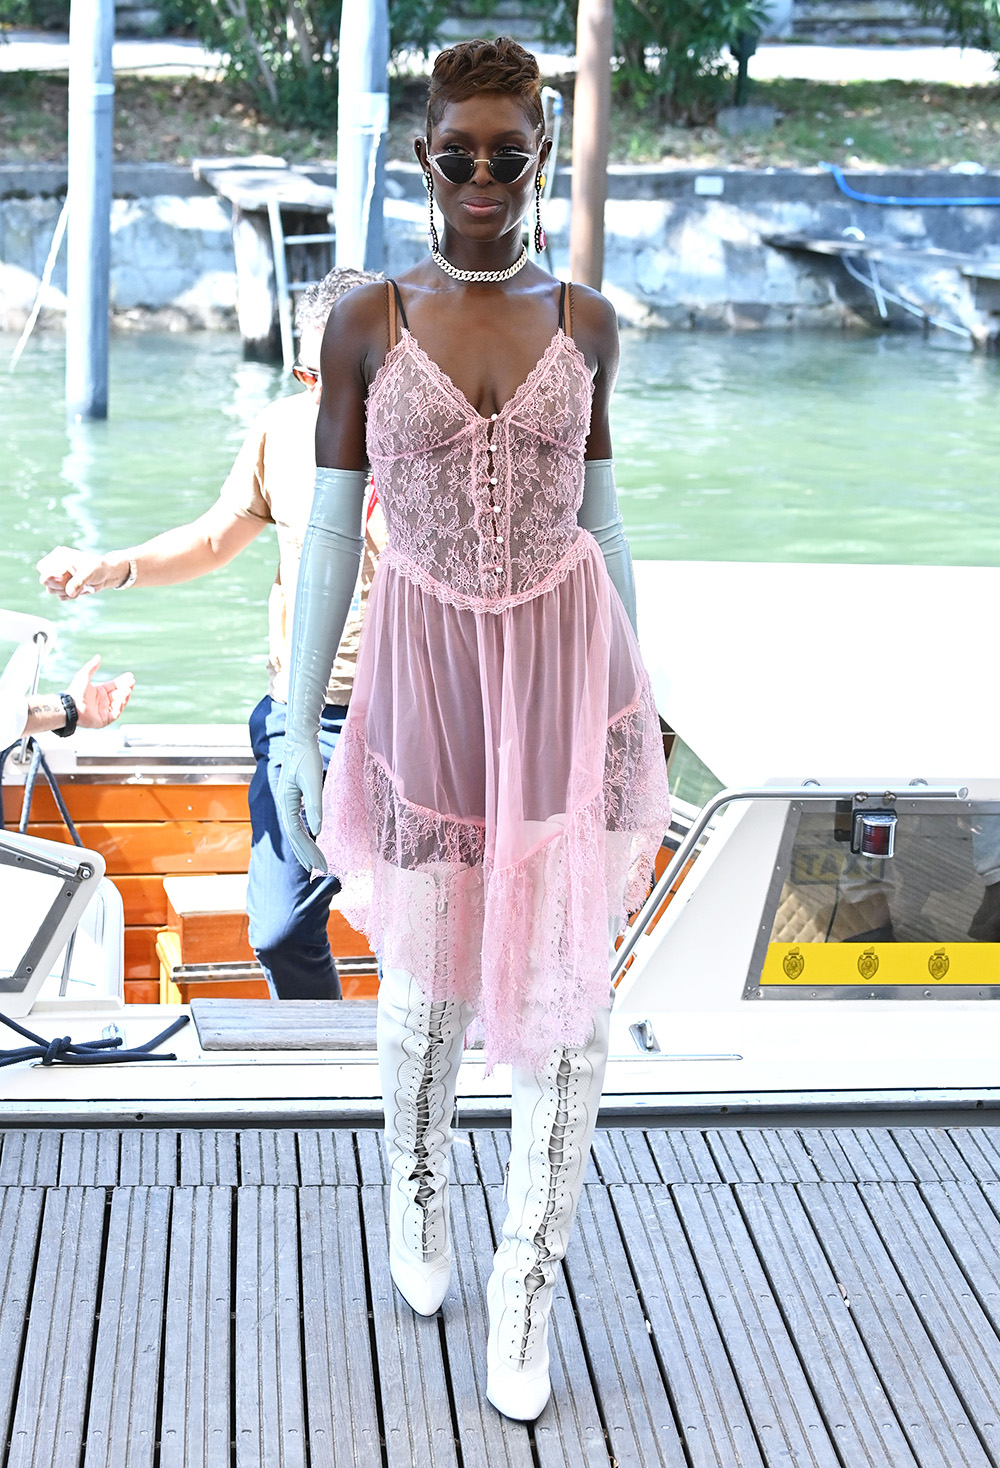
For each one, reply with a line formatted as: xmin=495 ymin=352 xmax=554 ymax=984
xmin=762 ymin=942 xmax=1000 ymax=986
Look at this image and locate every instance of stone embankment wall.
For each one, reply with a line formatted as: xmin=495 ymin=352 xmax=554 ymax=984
xmin=791 ymin=0 xmax=945 ymax=43
xmin=0 ymin=165 xmax=236 ymax=333
xmin=114 ymin=0 xmax=934 ymax=43
xmin=2 ymin=162 xmax=999 ymax=335
xmin=441 ymin=0 xmax=939 ymax=43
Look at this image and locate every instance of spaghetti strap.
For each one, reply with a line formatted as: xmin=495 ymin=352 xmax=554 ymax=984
xmin=386 ymin=281 xmax=399 ymax=350
xmin=559 ymin=282 xmax=573 ymax=338
xmin=388 ymin=279 xmax=409 ymax=346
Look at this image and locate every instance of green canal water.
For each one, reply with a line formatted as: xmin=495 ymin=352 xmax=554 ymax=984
xmin=2 ymin=328 xmax=998 ymax=724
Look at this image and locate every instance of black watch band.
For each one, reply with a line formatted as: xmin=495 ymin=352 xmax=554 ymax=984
xmin=54 ymin=692 xmax=79 ymax=738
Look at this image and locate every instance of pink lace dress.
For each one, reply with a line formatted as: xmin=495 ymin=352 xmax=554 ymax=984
xmin=318 ymin=316 xmax=671 ymax=1070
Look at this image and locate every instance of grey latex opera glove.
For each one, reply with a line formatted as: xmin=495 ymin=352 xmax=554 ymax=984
xmin=277 ymin=466 xmax=367 ymax=872
xmin=577 ymin=458 xmax=638 ymax=636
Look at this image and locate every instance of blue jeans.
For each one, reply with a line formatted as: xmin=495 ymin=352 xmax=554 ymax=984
xmin=246 ymin=694 xmax=347 ymax=1000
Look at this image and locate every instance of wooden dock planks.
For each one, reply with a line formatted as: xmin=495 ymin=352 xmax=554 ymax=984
xmin=298 ymin=1186 xmax=382 ymax=1468
xmin=1 ymin=1124 xmax=1000 ymax=1464
xmin=84 ymin=1187 xmax=171 ymax=1468
xmin=6 ymin=1187 xmax=106 ymax=1468
xmin=160 ymin=1187 xmax=232 ymax=1468
xmin=235 ymin=1186 xmax=307 ymax=1468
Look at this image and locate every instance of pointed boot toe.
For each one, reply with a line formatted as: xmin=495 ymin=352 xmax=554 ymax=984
xmin=389 ymin=1242 xmax=451 ymax=1315
xmin=486 ymin=1344 xmax=551 ymax=1420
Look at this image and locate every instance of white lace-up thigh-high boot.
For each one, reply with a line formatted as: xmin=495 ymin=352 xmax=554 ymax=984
xmin=486 ymin=1005 xmax=611 ymax=1420
xmin=378 ymin=966 xmax=473 ymax=1315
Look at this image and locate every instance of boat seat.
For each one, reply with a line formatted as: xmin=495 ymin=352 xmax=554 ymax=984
xmin=163 ymin=873 xmax=255 ymax=965
xmin=189 ymin=997 xmax=484 ymax=1053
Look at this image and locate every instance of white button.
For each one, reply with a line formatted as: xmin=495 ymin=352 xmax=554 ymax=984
xmin=492 ymin=505 xmax=500 ymax=515
xmin=495 ymin=533 xmax=504 ymax=543
xmin=489 ymin=476 xmax=497 ymax=485
xmin=490 ymin=413 xmax=498 ymax=421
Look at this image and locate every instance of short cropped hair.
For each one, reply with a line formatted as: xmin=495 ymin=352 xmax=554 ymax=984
xmin=295 ymin=267 xmax=383 ymax=334
xmin=426 ymin=37 xmax=545 ymax=138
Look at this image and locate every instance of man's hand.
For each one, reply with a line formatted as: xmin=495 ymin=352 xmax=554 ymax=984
xmin=37 ymin=547 xmax=130 ymax=599
xmin=67 ymin=656 xmax=135 ymax=729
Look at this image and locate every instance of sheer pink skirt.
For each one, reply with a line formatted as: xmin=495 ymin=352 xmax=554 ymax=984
xmin=317 ymin=535 xmax=670 ymax=1070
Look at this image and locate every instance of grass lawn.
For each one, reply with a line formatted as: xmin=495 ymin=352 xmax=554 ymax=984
xmin=1 ymin=70 xmax=999 ymax=171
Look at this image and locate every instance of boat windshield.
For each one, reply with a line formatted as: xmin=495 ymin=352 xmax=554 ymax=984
xmin=0 ymin=867 xmax=66 ymax=984
xmin=746 ymin=801 xmax=1000 ymax=998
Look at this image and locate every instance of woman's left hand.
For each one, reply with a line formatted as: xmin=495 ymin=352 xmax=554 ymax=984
xmin=277 ymin=741 xmax=328 ymax=873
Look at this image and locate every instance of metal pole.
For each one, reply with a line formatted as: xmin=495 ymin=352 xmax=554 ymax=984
xmin=65 ymin=0 xmax=114 ymax=421
xmin=335 ymin=0 xmax=389 ymax=271
xmin=570 ymin=0 xmax=612 ymax=289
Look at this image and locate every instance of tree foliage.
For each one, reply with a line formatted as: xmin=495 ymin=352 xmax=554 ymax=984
xmin=915 ymin=0 xmax=1000 ymax=62
xmin=0 ymin=0 xmax=69 ymax=29
xmin=533 ymin=0 xmax=770 ymax=123
xmin=210 ymin=0 xmax=335 ymax=120
xmin=2 ymin=0 xmax=777 ymax=127
xmin=156 ymin=0 xmax=505 ymax=126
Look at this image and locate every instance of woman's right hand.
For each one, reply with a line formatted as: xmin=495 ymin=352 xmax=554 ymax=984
xmin=277 ymin=740 xmax=328 ymax=873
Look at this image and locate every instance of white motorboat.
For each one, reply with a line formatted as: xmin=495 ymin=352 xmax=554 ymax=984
xmin=3 ymin=560 xmax=999 ymax=1124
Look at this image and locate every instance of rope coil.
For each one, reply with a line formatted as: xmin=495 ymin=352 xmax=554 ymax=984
xmin=0 ymin=1010 xmax=190 ymax=1068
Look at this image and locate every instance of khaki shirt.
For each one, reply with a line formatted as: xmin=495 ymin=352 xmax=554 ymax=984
xmin=219 ymin=391 xmax=386 ymax=706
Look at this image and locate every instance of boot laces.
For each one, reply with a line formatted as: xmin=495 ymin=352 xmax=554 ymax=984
xmin=406 ymin=999 xmax=455 ymax=1256
xmin=516 ymin=1051 xmax=572 ymax=1362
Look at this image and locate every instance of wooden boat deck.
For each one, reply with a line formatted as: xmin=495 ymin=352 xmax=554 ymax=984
xmin=4 ymin=1122 xmax=1000 ymax=1466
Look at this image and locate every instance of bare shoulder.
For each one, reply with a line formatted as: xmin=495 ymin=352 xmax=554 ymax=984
xmin=567 ymin=283 xmax=619 ymax=373
xmin=320 ymin=280 xmax=391 ymax=384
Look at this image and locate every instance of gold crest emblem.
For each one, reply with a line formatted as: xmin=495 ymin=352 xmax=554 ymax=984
xmin=857 ymin=947 xmax=879 ymax=980
xmin=782 ymin=947 xmax=805 ymax=980
xmin=928 ymin=948 xmax=950 ymax=981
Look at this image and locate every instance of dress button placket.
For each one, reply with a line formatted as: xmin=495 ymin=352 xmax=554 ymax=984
xmin=483 ymin=418 xmax=504 ymax=590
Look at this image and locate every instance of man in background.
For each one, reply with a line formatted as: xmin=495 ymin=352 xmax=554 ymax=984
xmin=2 ymin=655 xmax=133 ymax=749
xmin=37 ymin=268 xmax=385 ymax=1000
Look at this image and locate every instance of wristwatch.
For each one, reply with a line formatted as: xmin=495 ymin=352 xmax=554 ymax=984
xmin=115 ymin=557 xmax=138 ymax=590
xmin=53 ymin=692 xmax=79 ymax=738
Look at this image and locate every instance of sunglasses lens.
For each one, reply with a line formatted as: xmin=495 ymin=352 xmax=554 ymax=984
xmin=489 ymin=154 xmax=531 ymax=184
xmin=434 ymin=154 xmax=475 ymax=184
xmin=432 ymin=153 xmax=533 ymax=185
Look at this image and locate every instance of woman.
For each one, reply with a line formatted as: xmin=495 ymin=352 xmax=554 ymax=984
xmin=279 ymin=38 xmax=670 ymax=1420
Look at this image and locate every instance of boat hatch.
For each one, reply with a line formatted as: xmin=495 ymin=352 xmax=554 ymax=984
xmin=744 ymin=793 xmax=1000 ymax=1000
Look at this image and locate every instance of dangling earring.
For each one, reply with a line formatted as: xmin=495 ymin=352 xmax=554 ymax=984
xmin=424 ymin=170 xmax=440 ymax=254
xmin=534 ymin=173 xmax=546 ymax=255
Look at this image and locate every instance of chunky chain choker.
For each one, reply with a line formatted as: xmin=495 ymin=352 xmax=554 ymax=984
xmin=431 ymin=246 xmax=528 ymax=283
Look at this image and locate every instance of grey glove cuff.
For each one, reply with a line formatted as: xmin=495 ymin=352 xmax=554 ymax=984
xmin=285 ymin=466 xmax=368 ymax=748
xmin=578 ymin=458 xmax=637 ymax=636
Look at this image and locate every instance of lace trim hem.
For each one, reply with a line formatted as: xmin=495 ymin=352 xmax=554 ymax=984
xmin=382 ymin=534 xmax=592 ymax=614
